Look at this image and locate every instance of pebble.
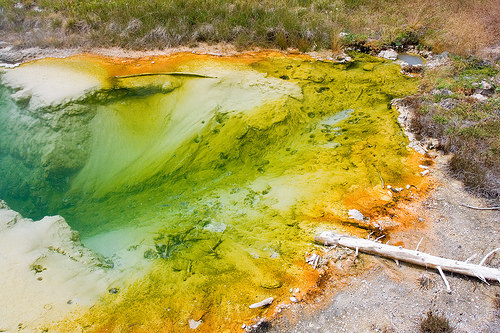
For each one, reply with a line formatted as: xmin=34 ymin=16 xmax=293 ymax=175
xmin=420 ymin=169 xmax=430 ymax=176
xmin=290 ymin=296 xmax=298 ymax=303
xmin=249 ymin=297 xmax=274 ymax=309
xmin=188 ymin=319 xmax=202 ymax=329
xmin=471 ymin=93 xmax=488 ymax=102
xmin=348 ymin=209 xmax=365 ymax=221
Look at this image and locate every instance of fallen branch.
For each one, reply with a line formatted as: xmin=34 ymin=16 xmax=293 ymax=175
xmin=315 ymin=232 xmax=500 ymax=283
xmin=479 ymin=248 xmax=500 ymax=266
xmin=457 ymin=202 xmax=500 ymax=211
xmin=115 ymin=72 xmax=217 ymax=79
xmin=437 ymin=266 xmax=451 ymax=293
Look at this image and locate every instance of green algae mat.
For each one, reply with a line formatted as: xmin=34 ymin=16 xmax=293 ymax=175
xmin=0 ymin=52 xmax=427 ymax=331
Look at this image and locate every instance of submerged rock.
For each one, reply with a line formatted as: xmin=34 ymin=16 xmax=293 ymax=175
xmin=249 ymin=297 xmax=274 ymax=309
xmin=188 ymin=318 xmax=202 ymax=329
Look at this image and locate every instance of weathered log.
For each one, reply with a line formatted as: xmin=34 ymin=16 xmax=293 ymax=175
xmin=315 ymin=231 xmax=500 ymax=283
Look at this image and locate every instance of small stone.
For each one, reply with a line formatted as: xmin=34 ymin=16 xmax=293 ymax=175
xmin=290 ymin=296 xmax=298 ymax=303
xmin=480 ymin=80 xmax=492 ymax=90
xmin=375 ymin=218 xmax=400 ymax=230
xmin=378 ymin=49 xmax=398 ymax=60
xmin=406 ymin=184 xmax=411 ymax=190
xmin=348 ymin=209 xmax=365 ymax=221
xmin=420 ymin=169 xmax=430 ymax=176
xmin=188 ymin=319 xmax=202 ymax=330
xmin=471 ymin=93 xmax=488 ymax=102
xmin=67 ymin=300 xmax=73 ymax=305
xmin=249 ymin=297 xmax=274 ymax=309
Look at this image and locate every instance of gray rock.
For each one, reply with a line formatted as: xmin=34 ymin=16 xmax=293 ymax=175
xmin=378 ymin=49 xmax=398 ymax=61
xmin=471 ymin=93 xmax=488 ymax=102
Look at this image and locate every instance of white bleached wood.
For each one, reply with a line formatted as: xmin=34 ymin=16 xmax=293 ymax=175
xmin=315 ymin=232 xmax=500 ymax=282
xmin=415 ymin=237 xmax=424 ymax=251
xmin=457 ymin=202 xmax=500 ymax=210
xmin=465 ymin=253 xmax=477 ymax=263
xmin=479 ymin=248 xmax=500 ymax=266
xmin=437 ymin=266 xmax=451 ymax=293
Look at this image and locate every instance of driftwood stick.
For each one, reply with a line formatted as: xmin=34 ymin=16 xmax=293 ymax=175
xmin=315 ymin=232 xmax=500 ymax=282
xmin=465 ymin=253 xmax=477 ymax=263
xmin=479 ymin=248 xmax=500 ymax=266
xmin=437 ymin=266 xmax=452 ymax=293
xmin=457 ymin=202 xmax=500 ymax=211
xmin=115 ymin=72 xmax=217 ymax=79
xmin=415 ymin=237 xmax=424 ymax=251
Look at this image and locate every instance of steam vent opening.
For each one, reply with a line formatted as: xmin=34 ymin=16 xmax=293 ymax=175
xmin=0 ymin=52 xmax=428 ymax=331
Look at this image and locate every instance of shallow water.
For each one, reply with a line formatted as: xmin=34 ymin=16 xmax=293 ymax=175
xmin=0 ymin=52 xmax=422 ymax=331
xmin=397 ymin=53 xmax=425 ymax=65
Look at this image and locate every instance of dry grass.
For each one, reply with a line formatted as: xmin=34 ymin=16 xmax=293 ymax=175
xmin=420 ymin=311 xmax=453 ymax=333
xmin=407 ymin=55 xmax=500 ymax=202
xmin=494 ymin=293 xmax=500 ymax=317
xmin=0 ymin=0 xmax=498 ymax=53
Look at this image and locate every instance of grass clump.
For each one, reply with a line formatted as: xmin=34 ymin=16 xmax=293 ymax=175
xmin=407 ymin=55 xmax=500 ymax=201
xmin=494 ymin=293 xmax=500 ymax=317
xmin=0 ymin=0 xmax=497 ymax=53
xmin=420 ymin=311 xmax=453 ymax=333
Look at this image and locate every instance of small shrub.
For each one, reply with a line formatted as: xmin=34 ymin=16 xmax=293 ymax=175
xmin=420 ymin=311 xmax=453 ymax=333
xmin=494 ymin=293 xmax=500 ymax=317
xmin=418 ymin=273 xmax=435 ymax=290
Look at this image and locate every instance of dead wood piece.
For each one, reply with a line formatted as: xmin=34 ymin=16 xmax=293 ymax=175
xmin=315 ymin=232 xmax=500 ymax=283
xmin=457 ymin=202 xmax=500 ymax=210
xmin=115 ymin=72 xmax=216 ymax=79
